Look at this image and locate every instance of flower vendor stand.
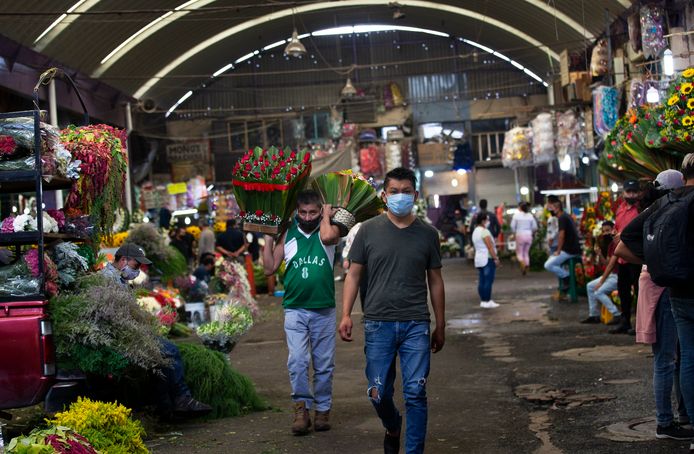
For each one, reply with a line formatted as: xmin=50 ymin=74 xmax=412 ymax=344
xmin=231 ymin=146 xmax=312 ymax=235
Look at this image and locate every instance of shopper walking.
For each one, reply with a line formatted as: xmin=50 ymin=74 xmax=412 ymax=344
xmin=339 ymin=167 xmax=445 ymax=454
xmin=510 ymin=202 xmax=537 ymax=275
xmin=472 ymin=212 xmax=501 ymax=308
xmin=610 ymin=179 xmax=643 ymax=334
xmin=543 ymin=198 xmax=581 ymax=301
xmin=263 ymin=190 xmax=341 ymax=436
xmin=197 ymin=221 xmax=216 ymax=261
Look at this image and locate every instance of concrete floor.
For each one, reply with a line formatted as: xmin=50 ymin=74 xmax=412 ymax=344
xmin=149 ymin=258 xmax=691 ymax=453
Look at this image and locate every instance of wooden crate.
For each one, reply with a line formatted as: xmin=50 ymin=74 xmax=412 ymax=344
xmin=417 ymin=143 xmax=449 ymax=166
xmin=243 ymin=222 xmax=279 ymax=235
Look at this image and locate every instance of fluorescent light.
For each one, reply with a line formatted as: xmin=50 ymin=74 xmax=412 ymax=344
xmin=492 ymin=51 xmax=510 ymax=62
xmin=172 ymin=208 xmax=198 ymax=217
xmin=263 ymin=40 xmax=287 ymax=50
xmin=212 ymin=63 xmax=234 ymax=77
xmin=34 ymin=13 xmax=68 ymax=44
xmin=235 ymin=52 xmax=255 ymax=64
xmin=510 ymin=60 xmax=524 ymax=70
xmin=165 ymin=90 xmax=193 ymax=117
xmin=93 ymin=0 xmax=215 ymax=78
xmin=206 ymin=184 xmax=214 ymax=191
xmin=133 ymin=0 xmax=559 ymax=99
xmin=313 ymin=26 xmax=354 ymax=36
xmin=178 ymin=90 xmax=193 ymax=104
xmin=523 ymin=68 xmax=543 ymax=83
xmin=462 ymin=39 xmax=494 ymax=54
xmin=297 ymin=33 xmax=311 ymax=39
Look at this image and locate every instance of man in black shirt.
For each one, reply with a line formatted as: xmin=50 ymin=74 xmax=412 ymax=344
xmin=543 ymin=199 xmax=581 ymax=299
xmin=216 ymin=219 xmax=247 ymax=261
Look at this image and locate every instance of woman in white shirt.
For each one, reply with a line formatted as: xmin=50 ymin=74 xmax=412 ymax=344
xmin=472 ymin=212 xmax=501 ymax=308
xmin=510 ymin=202 xmax=538 ymax=276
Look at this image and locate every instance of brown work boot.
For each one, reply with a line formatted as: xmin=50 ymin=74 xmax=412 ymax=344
xmin=291 ymin=402 xmax=311 ymax=435
xmin=314 ymin=410 xmax=331 ymax=431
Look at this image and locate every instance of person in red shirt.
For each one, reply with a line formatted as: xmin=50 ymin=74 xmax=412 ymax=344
xmin=610 ymin=179 xmax=642 ymax=334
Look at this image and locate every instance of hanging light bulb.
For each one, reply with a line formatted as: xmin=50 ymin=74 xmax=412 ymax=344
xmin=611 ymin=182 xmax=619 ymax=193
xmin=284 ymin=29 xmax=306 ymax=58
xmin=341 ymin=77 xmax=357 ymax=97
xmin=663 ymin=48 xmax=674 ymax=77
xmin=646 ymin=86 xmax=660 ymax=104
xmin=559 ymin=154 xmax=572 ymax=171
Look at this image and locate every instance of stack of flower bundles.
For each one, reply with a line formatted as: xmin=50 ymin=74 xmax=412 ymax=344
xmin=231 ymin=146 xmax=311 ymax=234
xmin=310 ymin=170 xmax=385 ymax=236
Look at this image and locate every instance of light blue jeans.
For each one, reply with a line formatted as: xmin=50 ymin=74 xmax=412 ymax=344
xmin=544 ymin=251 xmax=578 ymax=279
xmin=365 ymin=320 xmax=431 ymax=454
xmin=284 ymin=307 xmax=336 ymax=411
xmin=586 ymin=274 xmax=620 ymax=317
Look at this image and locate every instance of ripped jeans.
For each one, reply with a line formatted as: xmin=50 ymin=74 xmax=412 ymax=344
xmin=364 ymin=320 xmax=431 ymax=454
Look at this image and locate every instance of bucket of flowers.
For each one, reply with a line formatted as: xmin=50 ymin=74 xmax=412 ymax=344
xmin=136 ymin=288 xmax=181 ymax=335
xmin=231 ymin=146 xmax=312 ymax=235
xmin=196 ymin=301 xmax=254 ymax=353
xmin=310 ymin=170 xmax=385 ymax=236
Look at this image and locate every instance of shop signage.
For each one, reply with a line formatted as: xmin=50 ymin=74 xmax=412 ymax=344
xmin=166 ymin=141 xmax=210 ymax=162
xmin=167 ymin=182 xmax=188 ymax=195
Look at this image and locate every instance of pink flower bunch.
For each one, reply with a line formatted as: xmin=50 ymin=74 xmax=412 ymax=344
xmin=1 ymin=216 xmax=15 ymax=233
xmin=0 ymin=135 xmax=16 ymax=156
xmin=24 ymin=249 xmax=40 ymax=277
xmin=47 ymin=209 xmax=65 ymax=229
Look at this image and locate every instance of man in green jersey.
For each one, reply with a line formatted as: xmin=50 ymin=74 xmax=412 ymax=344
xmin=263 ymin=190 xmax=341 ymax=435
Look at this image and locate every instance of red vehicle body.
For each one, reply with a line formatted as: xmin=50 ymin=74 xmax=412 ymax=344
xmin=0 ymin=299 xmax=57 ymax=410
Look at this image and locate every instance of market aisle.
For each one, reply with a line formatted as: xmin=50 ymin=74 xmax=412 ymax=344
xmin=150 ymin=259 xmax=689 ymax=453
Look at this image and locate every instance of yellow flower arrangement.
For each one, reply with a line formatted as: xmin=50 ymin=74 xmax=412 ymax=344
xmin=668 ymin=95 xmax=680 ymax=106
xmin=681 ymin=83 xmax=693 ymax=95
xmin=214 ymin=220 xmax=226 ymax=233
xmin=683 ymin=117 xmax=694 ymax=127
xmin=186 ymin=225 xmax=201 ymax=240
xmin=688 ymin=99 xmax=694 ymax=110
xmin=684 ymin=68 xmax=694 ymax=78
xmin=103 ymin=231 xmax=129 ymax=248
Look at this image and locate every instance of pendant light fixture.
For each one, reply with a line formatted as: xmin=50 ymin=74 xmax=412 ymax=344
xmin=646 ymin=86 xmax=660 ymax=104
xmin=284 ymin=29 xmax=306 ymax=58
xmin=341 ymin=78 xmax=357 ymax=97
xmin=284 ymin=9 xmax=306 ymax=58
xmin=663 ymin=48 xmax=674 ymax=77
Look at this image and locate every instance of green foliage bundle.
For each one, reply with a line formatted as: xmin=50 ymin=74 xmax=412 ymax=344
xmin=529 ymin=223 xmax=548 ymax=271
xmin=124 ymin=224 xmax=187 ymax=281
xmin=311 ymin=170 xmax=385 ymax=222
xmin=49 ymin=275 xmax=168 ymax=377
xmin=48 ymin=397 xmax=148 ymax=454
xmin=177 ymin=343 xmax=266 ymax=419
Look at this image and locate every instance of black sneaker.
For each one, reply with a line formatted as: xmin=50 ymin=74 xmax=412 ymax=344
xmin=606 ymin=315 xmax=622 ymax=326
xmin=580 ymin=316 xmax=601 ymax=324
xmin=656 ymin=423 xmax=694 ymax=440
xmin=609 ymin=324 xmax=631 ymax=334
xmin=173 ymin=395 xmax=213 ymax=416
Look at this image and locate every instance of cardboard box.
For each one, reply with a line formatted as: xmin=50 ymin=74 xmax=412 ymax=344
xmin=560 ymin=50 xmax=570 ymax=86
xmin=417 ymin=142 xmax=450 ymax=166
xmin=568 ymin=71 xmax=592 ymax=102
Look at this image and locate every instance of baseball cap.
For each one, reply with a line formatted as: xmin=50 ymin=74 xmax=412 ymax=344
xmin=115 ymin=243 xmax=152 ymax=264
xmin=653 ymin=169 xmax=684 ymax=190
xmin=622 ymin=179 xmax=640 ymax=191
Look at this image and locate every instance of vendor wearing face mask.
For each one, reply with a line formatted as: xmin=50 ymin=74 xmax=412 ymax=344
xmin=610 ymin=179 xmax=643 ymax=335
xmin=102 ymin=243 xmax=151 ymax=285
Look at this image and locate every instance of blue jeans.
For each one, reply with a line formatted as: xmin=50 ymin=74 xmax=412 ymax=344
xmin=477 ymin=260 xmax=496 ymax=302
xmin=544 ymin=251 xmax=577 ymax=279
xmin=159 ymin=338 xmax=192 ymax=399
xmin=652 ymin=290 xmax=685 ymax=426
xmin=284 ymin=308 xmax=336 ymax=411
xmin=671 ymin=296 xmax=694 ymax=426
xmin=586 ymin=274 xmax=620 ymax=317
xmin=365 ymin=320 xmax=430 ymax=454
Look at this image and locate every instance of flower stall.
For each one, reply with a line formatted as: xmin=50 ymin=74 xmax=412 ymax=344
xmin=231 ymin=146 xmax=312 ymax=234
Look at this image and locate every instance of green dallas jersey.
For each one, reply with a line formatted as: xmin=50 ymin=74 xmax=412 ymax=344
xmin=282 ymin=220 xmax=336 ymax=309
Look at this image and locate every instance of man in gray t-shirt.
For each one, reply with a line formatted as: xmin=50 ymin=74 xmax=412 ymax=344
xmin=339 ymin=167 xmax=445 ymax=454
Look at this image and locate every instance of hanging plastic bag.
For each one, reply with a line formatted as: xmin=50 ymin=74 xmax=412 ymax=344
xmin=501 ymin=127 xmax=532 ymax=168
xmin=531 ymin=113 xmax=555 ymax=164
xmin=640 ymin=5 xmax=667 ymax=59
xmin=556 ymin=110 xmax=580 ymax=156
xmin=390 ymin=82 xmax=404 ymax=107
xmin=593 ymin=86 xmax=619 ymax=138
xmin=590 ymin=40 xmax=609 ymax=77
xmin=629 ymin=79 xmax=645 ymax=109
xmin=328 ymin=107 xmax=343 ymax=139
xmin=385 ymin=142 xmax=402 ymax=172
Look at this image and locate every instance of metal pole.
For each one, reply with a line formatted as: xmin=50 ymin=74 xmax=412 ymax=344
xmin=124 ymin=102 xmax=134 ymax=213
xmin=48 ymin=79 xmax=64 ymax=208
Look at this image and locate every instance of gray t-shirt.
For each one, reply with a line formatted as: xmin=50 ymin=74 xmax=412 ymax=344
xmin=348 ymin=213 xmax=442 ymax=321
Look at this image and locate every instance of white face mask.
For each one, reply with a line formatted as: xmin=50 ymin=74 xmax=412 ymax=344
xmin=120 ymin=262 xmax=140 ymax=281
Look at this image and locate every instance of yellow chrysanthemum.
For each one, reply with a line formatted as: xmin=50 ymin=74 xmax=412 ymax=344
xmin=683 ymin=68 xmax=694 ymax=78
xmin=683 ymin=116 xmax=694 ymax=126
xmin=669 ymin=95 xmax=680 ymax=106
xmin=681 ymin=83 xmax=693 ymax=95
xmin=688 ymin=99 xmax=694 ymax=110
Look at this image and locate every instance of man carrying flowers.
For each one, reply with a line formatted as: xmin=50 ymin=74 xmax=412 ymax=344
xmin=263 ymin=189 xmax=341 ymax=435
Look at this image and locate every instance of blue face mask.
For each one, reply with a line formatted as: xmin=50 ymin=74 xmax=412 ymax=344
xmin=386 ymin=193 xmax=415 ymax=217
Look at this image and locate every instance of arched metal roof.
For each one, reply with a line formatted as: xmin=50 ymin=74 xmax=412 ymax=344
xmin=0 ymin=0 xmax=631 ymax=105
